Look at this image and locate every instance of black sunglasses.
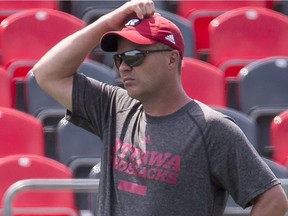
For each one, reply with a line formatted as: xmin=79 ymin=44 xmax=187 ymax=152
xmin=113 ymin=49 xmax=172 ymax=70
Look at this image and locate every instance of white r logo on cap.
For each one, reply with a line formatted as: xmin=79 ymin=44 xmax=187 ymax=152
xmin=125 ymin=19 xmax=141 ymax=27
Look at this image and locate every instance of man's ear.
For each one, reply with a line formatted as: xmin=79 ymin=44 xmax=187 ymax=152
xmin=168 ymin=50 xmax=180 ymax=69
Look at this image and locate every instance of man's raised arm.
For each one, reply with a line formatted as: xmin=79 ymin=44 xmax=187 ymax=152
xmin=31 ymin=0 xmax=155 ymax=111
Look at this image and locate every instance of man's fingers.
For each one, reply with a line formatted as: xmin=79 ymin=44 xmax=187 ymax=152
xmin=130 ymin=0 xmax=155 ymax=19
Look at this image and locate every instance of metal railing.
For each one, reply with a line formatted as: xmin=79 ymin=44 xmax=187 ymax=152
xmin=2 ymin=178 xmax=99 ymax=216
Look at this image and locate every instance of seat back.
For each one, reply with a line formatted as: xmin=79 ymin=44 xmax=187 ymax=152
xmin=0 ymin=8 xmax=85 ymax=67
xmin=25 ymin=60 xmax=117 ymax=116
xmin=56 ymin=119 xmax=103 ymax=166
xmin=0 ymin=107 xmax=44 ymax=157
xmin=181 ymin=57 xmax=226 ymax=107
xmin=0 ymin=154 xmax=77 ymax=215
xmin=25 ymin=72 xmax=64 ymax=116
xmin=209 ymin=7 xmax=288 ymax=78
xmin=237 ymin=57 xmax=288 ymax=114
xmin=271 ymin=110 xmax=288 ymax=165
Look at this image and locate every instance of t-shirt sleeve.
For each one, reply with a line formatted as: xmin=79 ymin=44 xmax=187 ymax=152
xmin=66 ymin=73 xmax=134 ymax=138
xmin=65 ymin=73 xmax=114 ymax=137
xmin=205 ymin=115 xmax=279 ymax=208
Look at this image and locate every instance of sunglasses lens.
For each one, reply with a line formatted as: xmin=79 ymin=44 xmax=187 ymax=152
xmin=114 ymin=50 xmax=145 ymax=69
xmin=124 ymin=54 xmax=144 ymax=67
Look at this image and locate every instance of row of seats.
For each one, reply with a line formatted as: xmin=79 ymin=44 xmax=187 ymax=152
xmin=1 ymin=5 xmax=288 ymax=104
xmin=1 ymin=52 xmax=288 ymax=160
xmin=1 ymin=104 xmax=288 ymax=215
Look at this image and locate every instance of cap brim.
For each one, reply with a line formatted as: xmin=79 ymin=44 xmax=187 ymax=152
xmin=100 ymin=30 xmax=157 ymax=52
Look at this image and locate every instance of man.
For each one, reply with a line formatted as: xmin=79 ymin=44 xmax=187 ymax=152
xmin=32 ymin=0 xmax=288 ymax=215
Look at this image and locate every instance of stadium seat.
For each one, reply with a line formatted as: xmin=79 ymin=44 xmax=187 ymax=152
xmin=0 ymin=66 xmax=12 ymax=107
xmin=209 ymin=7 xmax=288 ymax=79
xmin=0 ymin=154 xmax=78 ymax=216
xmin=0 ymin=8 xmax=85 ymax=109
xmin=237 ymin=57 xmax=288 ymax=115
xmin=0 ymin=8 xmax=85 ymax=67
xmin=270 ymin=110 xmax=288 ymax=165
xmin=178 ymin=0 xmax=270 ymax=60
xmin=181 ymin=57 xmax=226 ymax=107
xmin=0 ymin=107 xmax=45 ymax=157
xmin=6 ymin=60 xmax=37 ymax=110
xmin=25 ymin=60 xmax=117 ymax=159
xmin=25 ymin=72 xmax=64 ymax=117
xmin=237 ymin=57 xmax=288 ymax=157
xmin=25 ymin=60 xmax=118 ymax=116
xmin=68 ymin=156 xmax=101 ymax=211
xmin=56 ymin=118 xmax=103 ymax=167
xmin=56 ymin=119 xmax=103 ymax=210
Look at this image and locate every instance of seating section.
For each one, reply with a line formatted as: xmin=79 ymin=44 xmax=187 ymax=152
xmin=181 ymin=57 xmax=226 ymax=107
xmin=270 ymin=110 xmax=288 ymax=165
xmin=2 ymin=1 xmax=288 ymax=214
xmin=0 ymin=154 xmax=78 ymax=216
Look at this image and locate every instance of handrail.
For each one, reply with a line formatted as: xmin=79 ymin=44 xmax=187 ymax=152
xmin=3 ymin=178 xmax=99 ymax=216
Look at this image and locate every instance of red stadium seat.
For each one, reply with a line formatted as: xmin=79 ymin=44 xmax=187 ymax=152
xmin=0 ymin=8 xmax=85 ymax=67
xmin=0 ymin=107 xmax=45 ymax=157
xmin=0 ymin=8 xmax=85 ymax=108
xmin=181 ymin=57 xmax=226 ymax=107
xmin=271 ymin=110 xmax=288 ymax=165
xmin=209 ymin=7 xmax=288 ymax=79
xmin=0 ymin=154 xmax=78 ymax=216
xmin=178 ymin=0 xmax=269 ymax=59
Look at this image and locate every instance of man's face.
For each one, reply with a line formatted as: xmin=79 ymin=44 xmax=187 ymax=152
xmin=116 ymin=38 xmax=172 ymax=102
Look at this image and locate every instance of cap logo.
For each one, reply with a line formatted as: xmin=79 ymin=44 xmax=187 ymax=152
xmin=125 ymin=19 xmax=141 ymax=27
xmin=165 ymin=34 xmax=176 ymax=45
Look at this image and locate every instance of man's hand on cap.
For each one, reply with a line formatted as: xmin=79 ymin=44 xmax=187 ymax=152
xmin=104 ymin=0 xmax=155 ymax=31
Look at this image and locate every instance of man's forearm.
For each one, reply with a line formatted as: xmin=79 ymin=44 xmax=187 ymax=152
xmin=250 ymin=185 xmax=288 ymax=216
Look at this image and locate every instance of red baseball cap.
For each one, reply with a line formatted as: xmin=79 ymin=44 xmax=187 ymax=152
xmin=100 ymin=14 xmax=184 ymax=58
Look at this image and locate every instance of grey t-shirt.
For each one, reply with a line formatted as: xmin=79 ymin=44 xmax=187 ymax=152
xmin=67 ymin=73 xmax=279 ymax=216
